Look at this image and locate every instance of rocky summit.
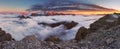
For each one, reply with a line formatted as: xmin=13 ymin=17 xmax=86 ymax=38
xmin=75 ymin=13 xmax=120 ymax=41
xmin=89 ymin=13 xmax=120 ymax=32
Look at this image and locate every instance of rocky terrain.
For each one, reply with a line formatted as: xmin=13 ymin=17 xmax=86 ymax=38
xmin=0 ymin=13 xmax=120 ymax=49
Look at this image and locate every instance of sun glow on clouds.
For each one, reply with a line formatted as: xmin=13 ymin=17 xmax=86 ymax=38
xmin=54 ymin=10 xmax=120 ymax=15
xmin=1 ymin=8 xmax=119 ymax=15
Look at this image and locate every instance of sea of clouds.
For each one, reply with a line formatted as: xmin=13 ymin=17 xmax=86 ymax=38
xmin=0 ymin=14 xmax=103 ymax=41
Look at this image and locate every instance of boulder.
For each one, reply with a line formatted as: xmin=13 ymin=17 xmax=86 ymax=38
xmin=75 ymin=27 xmax=89 ymax=42
xmin=0 ymin=28 xmax=13 ymax=42
xmin=0 ymin=33 xmax=12 ymax=42
xmin=0 ymin=30 xmax=5 ymax=36
xmin=0 ymin=43 xmax=3 ymax=49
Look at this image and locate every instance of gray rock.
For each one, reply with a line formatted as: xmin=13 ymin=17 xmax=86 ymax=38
xmin=105 ymin=38 xmax=114 ymax=45
xmin=2 ymin=35 xmax=41 ymax=49
xmin=0 ymin=28 xmax=13 ymax=42
xmin=75 ymin=27 xmax=89 ymax=42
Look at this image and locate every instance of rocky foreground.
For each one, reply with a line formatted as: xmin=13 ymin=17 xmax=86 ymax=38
xmin=0 ymin=13 xmax=120 ymax=49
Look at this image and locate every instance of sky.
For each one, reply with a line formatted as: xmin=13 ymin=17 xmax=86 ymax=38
xmin=0 ymin=0 xmax=120 ymax=12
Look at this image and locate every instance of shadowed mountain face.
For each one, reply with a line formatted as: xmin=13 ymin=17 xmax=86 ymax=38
xmin=30 ymin=0 xmax=117 ymax=11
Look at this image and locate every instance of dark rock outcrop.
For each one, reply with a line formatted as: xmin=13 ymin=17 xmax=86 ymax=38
xmin=18 ymin=15 xmax=26 ymax=19
xmin=18 ymin=15 xmax=31 ymax=19
xmin=0 ymin=30 xmax=5 ymax=36
xmin=74 ymin=27 xmax=89 ymax=41
xmin=63 ymin=21 xmax=78 ymax=29
xmin=39 ymin=21 xmax=78 ymax=29
xmin=0 ymin=33 xmax=12 ymax=42
xmin=0 ymin=43 xmax=3 ymax=49
xmin=0 ymin=28 xmax=13 ymax=42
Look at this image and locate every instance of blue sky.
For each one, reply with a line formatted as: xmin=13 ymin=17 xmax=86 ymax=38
xmin=0 ymin=0 xmax=41 ymax=9
xmin=0 ymin=0 xmax=120 ymax=12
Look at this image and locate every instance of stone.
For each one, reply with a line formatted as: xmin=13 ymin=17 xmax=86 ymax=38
xmin=0 ymin=43 xmax=3 ymax=49
xmin=0 ymin=30 xmax=6 ymax=36
xmin=44 ymin=36 xmax=61 ymax=43
xmin=105 ymin=38 xmax=114 ymax=45
xmin=0 ymin=28 xmax=13 ymax=42
xmin=75 ymin=27 xmax=89 ymax=42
